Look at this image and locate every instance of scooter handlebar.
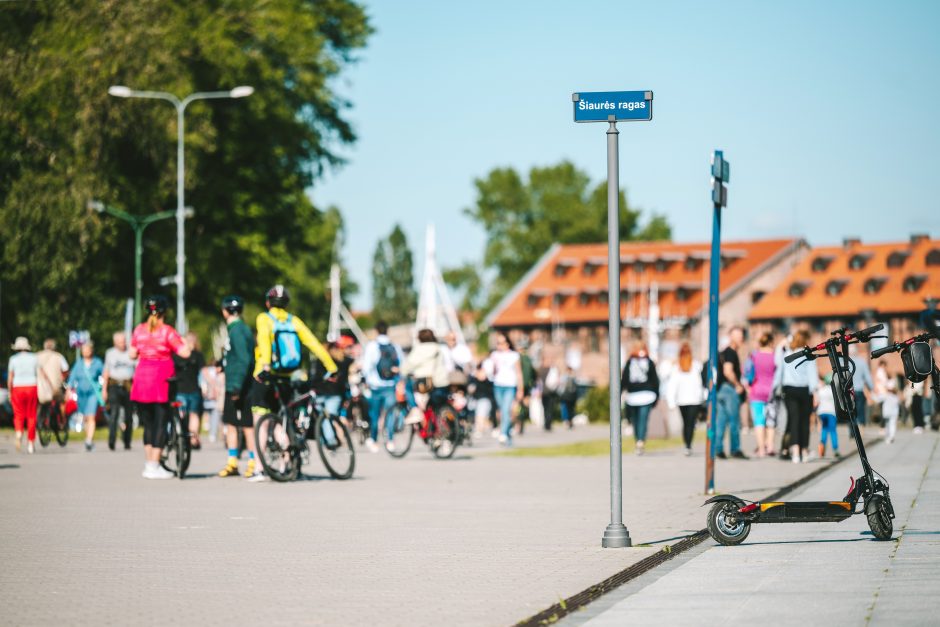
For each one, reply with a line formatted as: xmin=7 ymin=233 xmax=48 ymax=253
xmin=784 ymin=348 xmax=808 ymax=364
xmin=870 ymin=344 xmax=897 ymax=359
xmin=854 ymin=323 xmax=884 ymax=341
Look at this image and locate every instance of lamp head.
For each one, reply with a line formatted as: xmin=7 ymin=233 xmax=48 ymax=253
xmin=229 ymin=85 xmax=254 ymax=98
xmin=87 ymin=200 xmax=105 ymax=213
xmin=108 ymin=85 xmax=133 ymax=98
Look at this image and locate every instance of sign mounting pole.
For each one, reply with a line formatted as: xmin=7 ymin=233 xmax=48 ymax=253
xmin=573 ymin=90 xmax=652 ymax=548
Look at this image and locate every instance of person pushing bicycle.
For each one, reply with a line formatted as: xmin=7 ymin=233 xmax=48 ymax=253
xmin=218 ymin=295 xmax=257 ymax=478
xmin=247 ymin=285 xmax=337 ymax=482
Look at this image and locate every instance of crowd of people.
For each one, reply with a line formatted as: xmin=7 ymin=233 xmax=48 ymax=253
xmin=4 ymin=301 xmax=937 ymax=475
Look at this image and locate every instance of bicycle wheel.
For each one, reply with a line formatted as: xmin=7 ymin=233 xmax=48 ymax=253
xmin=53 ymin=404 xmax=69 ymax=447
xmin=385 ymin=404 xmax=414 ymax=458
xmin=431 ymin=406 xmax=460 ymax=459
xmin=176 ymin=422 xmax=192 ymax=479
xmin=316 ymin=414 xmax=356 ymax=480
xmin=349 ymin=402 xmax=368 ymax=446
xmin=256 ymin=413 xmax=299 ymax=482
xmin=37 ymin=404 xmax=53 ymax=448
xmin=160 ymin=417 xmax=178 ymax=474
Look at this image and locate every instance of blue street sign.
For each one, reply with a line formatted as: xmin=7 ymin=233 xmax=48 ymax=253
xmin=572 ymin=91 xmax=653 ymax=123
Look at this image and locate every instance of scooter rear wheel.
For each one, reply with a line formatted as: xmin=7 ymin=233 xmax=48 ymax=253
xmin=707 ymin=500 xmax=751 ymax=546
xmin=866 ymin=494 xmax=893 ymax=541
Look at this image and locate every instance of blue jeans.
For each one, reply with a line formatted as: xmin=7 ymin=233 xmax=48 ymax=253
xmin=493 ymin=385 xmax=517 ymax=443
xmin=714 ymin=383 xmax=741 ymax=455
xmin=627 ymin=404 xmax=652 ymax=442
xmin=316 ymin=395 xmax=341 ymax=446
xmin=368 ymin=386 xmax=397 ymax=442
xmin=819 ymin=413 xmax=838 ymax=450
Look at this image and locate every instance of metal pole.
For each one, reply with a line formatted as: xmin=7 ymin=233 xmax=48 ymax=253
xmin=134 ymin=223 xmax=143 ymax=324
xmin=176 ymin=104 xmax=187 ymax=333
xmin=602 ymin=120 xmax=631 ymax=548
xmin=705 ymin=202 xmax=721 ymax=494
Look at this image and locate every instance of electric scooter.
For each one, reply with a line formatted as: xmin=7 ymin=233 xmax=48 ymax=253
xmin=704 ymin=324 xmax=895 ymax=546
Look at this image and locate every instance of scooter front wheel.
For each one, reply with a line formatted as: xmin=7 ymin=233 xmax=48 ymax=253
xmin=707 ymin=500 xmax=751 ymax=546
xmin=866 ymin=494 xmax=893 ymax=541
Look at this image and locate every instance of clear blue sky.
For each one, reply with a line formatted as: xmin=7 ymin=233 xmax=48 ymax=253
xmin=312 ymin=0 xmax=940 ymax=309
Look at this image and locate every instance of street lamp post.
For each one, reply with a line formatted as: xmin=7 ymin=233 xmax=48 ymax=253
xmin=88 ymin=200 xmax=187 ymax=323
xmin=107 ymin=84 xmax=254 ymax=332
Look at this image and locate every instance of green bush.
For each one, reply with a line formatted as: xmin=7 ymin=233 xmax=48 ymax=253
xmin=577 ymin=385 xmax=611 ymax=423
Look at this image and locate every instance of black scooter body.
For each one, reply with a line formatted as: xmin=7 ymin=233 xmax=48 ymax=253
xmin=703 ymin=325 xmax=915 ymax=546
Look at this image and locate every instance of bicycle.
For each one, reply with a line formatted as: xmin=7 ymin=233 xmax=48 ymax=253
xmin=386 ymin=389 xmax=460 ymax=459
xmin=37 ymin=396 xmax=69 ymax=448
xmin=160 ymin=378 xmax=191 ymax=480
xmin=345 ymin=371 xmax=371 ymax=446
xmin=255 ymin=377 xmax=355 ymax=482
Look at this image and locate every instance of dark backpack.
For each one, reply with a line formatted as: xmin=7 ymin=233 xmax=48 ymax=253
xmin=377 ymin=343 xmax=399 ymax=380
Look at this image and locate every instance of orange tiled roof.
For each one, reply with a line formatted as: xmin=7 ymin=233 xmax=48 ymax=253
xmin=487 ymin=238 xmax=799 ymax=328
xmin=749 ymin=237 xmax=940 ymax=320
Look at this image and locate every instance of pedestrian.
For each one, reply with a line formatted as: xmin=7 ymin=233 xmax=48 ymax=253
xmin=882 ymin=378 xmax=900 ymax=444
xmin=558 ymin=366 xmax=578 ymax=429
xmin=102 ymin=331 xmax=136 ymax=451
xmin=489 ymin=332 xmax=524 ymax=447
xmin=312 ymin=336 xmax=355 ymax=419
xmin=816 ymin=373 xmax=840 ymax=458
xmin=173 ymin=332 xmax=206 ymax=450
xmin=747 ymin=332 xmax=777 ymax=457
xmin=713 ymin=326 xmax=749 ymax=460
xmin=622 ymin=340 xmax=660 ymax=455
xmin=909 ymin=377 xmax=926 ymax=434
xmin=68 ymin=340 xmax=104 ymax=452
xmin=542 ymin=362 xmax=560 ymax=431
xmin=361 ymin=321 xmax=404 ymax=453
xmin=441 ymin=331 xmax=473 ymax=383
xmin=773 ymin=329 xmax=818 ymax=463
xmin=130 ymin=295 xmax=191 ymax=479
xmin=36 ymin=338 xmax=70 ymax=431
xmin=201 ymin=360 xmax=224 ymax=444
xmin=469 ymin=360 xmax=494 ymax=438
xmin=8 ymin=336 xmax=38 ymax=453
xmin=218 ymin=295 xmax=257 ymax=478
xmin=665 ymin=342 xmax=704 ymax=456
xmin=848 ymin=343 xmax=874 ymax=434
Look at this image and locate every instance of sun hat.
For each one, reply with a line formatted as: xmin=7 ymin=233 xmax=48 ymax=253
xmin=12 ymin=336 xmax=31 ymax=351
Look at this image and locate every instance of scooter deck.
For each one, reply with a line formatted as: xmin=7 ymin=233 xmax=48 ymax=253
xmin=753 ymin=501 xmax=854 ymax=523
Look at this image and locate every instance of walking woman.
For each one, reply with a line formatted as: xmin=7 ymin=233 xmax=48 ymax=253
xmin=489 ymin=332 xmax=524 ymax=446
xmin=747 ymin=332 xmax=778 ymax=457
xmin=129 ymin=296 xmax=191 ymax=479
xmin=773 ymin=329 xmax=818 ymax=463
xmin=622 ymin=341 xmax=660 ymax=455
xmin=8 ymin=336 xmax=38 ymax=453
xmin=68 ymin=341 xmax=104 ymax=452
xmin=665 ymin=342 xmax=703 ymax=456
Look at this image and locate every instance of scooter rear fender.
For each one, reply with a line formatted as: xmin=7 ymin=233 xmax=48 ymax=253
xmin=702 ymin=495 xmax=747 ymax=507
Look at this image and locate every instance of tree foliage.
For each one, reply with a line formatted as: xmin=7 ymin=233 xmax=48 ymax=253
xmin=0 ymin=0 xmax=371 ymax=357
xmin=371 ymin=224 xmax=417 ymax=325
xmin=462 ymin=160 xmax=671 ymax=312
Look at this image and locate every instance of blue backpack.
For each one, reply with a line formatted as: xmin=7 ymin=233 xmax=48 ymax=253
xmin=268 ymin=312 xmax=302 ymax=372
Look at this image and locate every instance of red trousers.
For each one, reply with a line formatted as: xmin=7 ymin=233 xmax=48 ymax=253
xmin=11 ymin=385 xmax=38 ymax=442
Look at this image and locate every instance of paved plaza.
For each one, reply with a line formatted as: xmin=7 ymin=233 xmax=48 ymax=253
xmin=1 ymin=424 xmax=933 ymax=626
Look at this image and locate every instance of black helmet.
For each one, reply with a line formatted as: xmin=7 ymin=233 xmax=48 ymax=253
xmin=221 ymin=294 xmax=244 ymax=314
xmin=265 ymin=284 xmax=290 ymax=308
xmin=144 ymin=295 xmax=169 ymax=316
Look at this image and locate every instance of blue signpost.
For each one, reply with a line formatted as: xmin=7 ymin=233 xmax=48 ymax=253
xmin=705 ymin=150 xmax=730 ymax=495
xmin=573 ymin=90 xmax=653 ymax=548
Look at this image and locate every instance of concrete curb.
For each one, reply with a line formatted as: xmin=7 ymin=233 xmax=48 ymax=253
xmin=514 ymin=439 xmax=881 ymax=627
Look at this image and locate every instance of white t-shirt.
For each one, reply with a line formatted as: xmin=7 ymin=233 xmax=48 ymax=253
xmin=8 ymin=351 xmax=38 ymax=387
xmin=490 ymin=350 xmax=520 ymax=388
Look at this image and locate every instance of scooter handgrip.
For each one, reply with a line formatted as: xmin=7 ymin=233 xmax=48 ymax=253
xmin=856 ymin=323 xmax=884 ymax=339
xmin=870 ymin=344 xmax=897 ymax=359
xmin=784 ymin=349 xmax=806 ymax=364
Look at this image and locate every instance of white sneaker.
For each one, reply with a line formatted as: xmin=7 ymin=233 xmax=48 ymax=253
xmin=142 ymin=464 xmax=174 ymax=479
xmin=385 ymin=441 xmax=396 ymax=454
xmin=490 ymin=429 xmax=500 ymax=439
xmin=247 ymin=471 xmax=269 ymax=483
xmin=404 ymin=409 xmax=424 ymax=425
xmin=792 ymin=455 xmax=801 ymax=464
xmin=497 ymin=433 xmax=508 ymax=444
xmin=913 ymin=427 xmax=924 ymax=434
xmin=366 ymin=438 xmax=380 ymax=453
xmin=801 ymin=452 xmax=809 ymax=463
xmin=27 ymin=442 xmax=35 ymax=454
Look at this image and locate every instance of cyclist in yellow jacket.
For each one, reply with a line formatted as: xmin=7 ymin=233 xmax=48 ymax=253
xmin=247 ymin=285 xmax=337 ymax=482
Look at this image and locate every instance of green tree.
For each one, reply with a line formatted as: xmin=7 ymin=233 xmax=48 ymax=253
xmin=371 ymin=224 xmax=417 ymax=325
xmin=443 ymin=262 xmax=485 ymax=315
xmin=464 ymin=160 xmax=671 ymax=312
xmin=0 ymin=0 xmax=371 ymax=357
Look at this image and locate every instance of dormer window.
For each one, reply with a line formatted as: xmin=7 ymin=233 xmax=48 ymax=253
xmin=684 ymin=257 xmax=703 ymax=271
xmin=788 ymin=281 xmax=810 ymax=297
xmin=886 ymin=251 xmax=909 ymax=268
xmin=927 ymin=249 xmax=940 ymax=267
xmin=811 ymin=256 xmax=834 ymax=272
xmin=582 ymin=262 xmax=598 ymax=277
xmin=676 ymin=287 xmax=689 ymax=302
xmin=579 ymin=292 xmax=593 ymax=306
xmin=598 ymin=291 xmax=609 ymax=305
xmin=863 ymin=277 xmax=887 ymax=294
xmin=849 ymin=253 xmax=871 ymax=270
xmin=903 ymin=275 xmax=927 ymax=293
xmin=654 ymin=259 xmax=674 ymax=273
xmin=825 ymin=279 xmax=848 ymax=296
xmin=553 ymin=264 xmax=569 ymax=277
xmin=526 ymin=294 xmax=541 ymax=307
xmin=633 ymin=261 xmax=646 ymax=274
